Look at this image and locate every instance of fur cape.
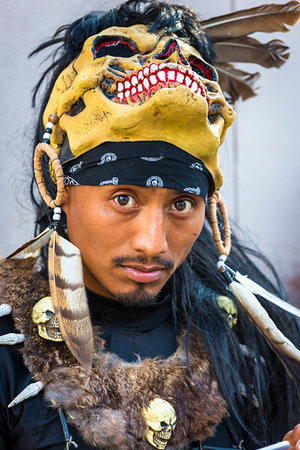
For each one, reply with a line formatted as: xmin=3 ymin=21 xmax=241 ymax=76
xmin=0 ymin=258 xmax=228 ymax=449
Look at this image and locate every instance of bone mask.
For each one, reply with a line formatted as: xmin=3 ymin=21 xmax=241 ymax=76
xmin=217 ymin=295 xmax=238 ymax=328
xmin=142 ymin=398 xmax=176 ymax=449
xmin=44 ymin=24 xmax=235 ymax=191
xmin=32 ymin=297 xmax=63 ymax=342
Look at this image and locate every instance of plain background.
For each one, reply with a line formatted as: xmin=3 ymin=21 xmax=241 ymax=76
xmin=1 ymin=0 xmax=299 ymax=305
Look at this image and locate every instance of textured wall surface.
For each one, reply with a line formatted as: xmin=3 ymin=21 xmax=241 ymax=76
xmin=1 ymin=0 xmax=299 ymax=303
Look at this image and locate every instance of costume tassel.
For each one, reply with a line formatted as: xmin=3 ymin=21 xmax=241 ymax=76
xmin=0 ymin=333 xmax=25 ymax=345
xmin=203 ymin=1 xmax=300 ymax=39
xmin=8 ymin=381 xmax=44 ymax=408
xmin=48 ymin=231 xmax=94 ymax=370
xmin=0 ymin=304 xmax=12 ymax=317
xmin=7 ymin=227 xmax=54 ymax=260
xmin=229 ymin=279 xmax=300 ymax=384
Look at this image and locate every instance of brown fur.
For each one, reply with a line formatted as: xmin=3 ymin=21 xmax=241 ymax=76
xmin=0 ymin=258 xmax=228 ymax=449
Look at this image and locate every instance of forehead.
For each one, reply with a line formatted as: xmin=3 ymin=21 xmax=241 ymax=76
xmin=78 ymin=24 xmax=203 ymax=62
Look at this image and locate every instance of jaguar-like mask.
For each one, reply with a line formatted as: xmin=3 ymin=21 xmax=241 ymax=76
xmin=44 ymin=24 xmax=235 ymax=191
xmin=143 ymin=398 xmax=176 ymax=449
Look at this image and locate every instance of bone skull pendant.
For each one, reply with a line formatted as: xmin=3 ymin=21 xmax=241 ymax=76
xmin=32 ymin=297 xmax=63 ymax=341
xmin=142 ymin=398 xmax=176 ymax=449
xmin=217 ymin=295 xmax=238 ymax=328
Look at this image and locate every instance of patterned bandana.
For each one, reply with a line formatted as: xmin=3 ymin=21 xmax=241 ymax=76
xmin=63 ymin=141 xmax=212 ymax=199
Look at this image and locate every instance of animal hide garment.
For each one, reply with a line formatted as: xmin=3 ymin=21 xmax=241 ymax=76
xmin=0 ymin=258 xmax=227 ymax=449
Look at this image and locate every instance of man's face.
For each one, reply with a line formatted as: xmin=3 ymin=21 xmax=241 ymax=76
xmin=62 ymin=185 xmax=205 ymax=304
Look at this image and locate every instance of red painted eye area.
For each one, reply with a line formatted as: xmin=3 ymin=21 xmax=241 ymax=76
xmin=92 ymin=37 xmax=138 ymax=59
xmin=188 ymin=56 xmax=217 ymax=81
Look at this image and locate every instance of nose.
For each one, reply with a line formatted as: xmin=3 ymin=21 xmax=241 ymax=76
xmin=131 ymin=207 xmax=168 ymax=257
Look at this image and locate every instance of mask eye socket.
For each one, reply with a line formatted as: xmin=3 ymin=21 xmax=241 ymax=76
xmin=188 ymin=56 xmax=217 ymax=81
xmin=92 ymin=36 xmax=138 ymax=59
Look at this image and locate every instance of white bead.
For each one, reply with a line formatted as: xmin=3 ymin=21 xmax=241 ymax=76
xmin=217 ymin=261 xmax=225 ymax=270
xmin=219 ymin=254 xmax=227 ymax=262
xmin=53 ymin=213 xmax=61 ymax=221
xmin=54 ymin=207 xmax=62 ymax=214
xmin=46 ymin=122 xmax=54 ymax=129
xmin=43 ymin=132 xmax=51 ymax=140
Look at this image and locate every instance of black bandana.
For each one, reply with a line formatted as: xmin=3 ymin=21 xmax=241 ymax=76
xmin=63 ymin=141 xmax=212 ymax=199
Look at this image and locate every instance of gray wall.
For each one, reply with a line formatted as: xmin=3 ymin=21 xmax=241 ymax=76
xmin=1 ymin=0 xmax=299 ymax=303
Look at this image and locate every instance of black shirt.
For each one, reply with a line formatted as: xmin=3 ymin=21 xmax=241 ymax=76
xmin=0 ymin=291 xmax=240 ymax=449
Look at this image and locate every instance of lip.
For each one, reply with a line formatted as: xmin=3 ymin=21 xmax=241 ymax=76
xmin=120 ymin=265 xmax=165 ymax=283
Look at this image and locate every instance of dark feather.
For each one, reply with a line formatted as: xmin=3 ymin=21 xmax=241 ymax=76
xmin=214 ymin=37 xmax=289 ymax=68
xmin=203 ymin=1 xmax=300 ymax=39
xmin=215 ymin=63 xmax=260 ymax=102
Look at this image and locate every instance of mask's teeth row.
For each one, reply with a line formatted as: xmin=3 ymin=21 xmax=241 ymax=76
xmin=116 ymin=63 xmax=207 ymax=101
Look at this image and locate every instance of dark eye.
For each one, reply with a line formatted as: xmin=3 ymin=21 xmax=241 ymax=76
xmin=188 ymin=56 xmax=217 ymax=81
xmin=92 ymin=36 xmax=138 ymax=59
xmin=160 ymin=421 xmax=168 ymax=427
xmin=171 ymin=199 xmax=193 ymax=213
xmin=113 ymin=194 xmax=137 ymax=208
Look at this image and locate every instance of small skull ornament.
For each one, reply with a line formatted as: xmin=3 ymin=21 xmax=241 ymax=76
xmin=32 ymin=297 xmax=63 ymax=342
xmin=142 ymin=398 xmax=176 ymax=449
xmin=217 ymin=295 xmax=238 ymax=328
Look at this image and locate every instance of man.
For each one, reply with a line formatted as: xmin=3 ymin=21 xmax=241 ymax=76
xmin=0 ymin=1 xmax=299 ymax=449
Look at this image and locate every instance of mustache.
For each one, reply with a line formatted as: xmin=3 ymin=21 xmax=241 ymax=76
xmin=112 ymin=254 xmax=174 ymax=270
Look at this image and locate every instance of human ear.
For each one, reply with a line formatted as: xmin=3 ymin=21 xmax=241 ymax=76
xmin=60 ymin=186 xmax=71 ymax=215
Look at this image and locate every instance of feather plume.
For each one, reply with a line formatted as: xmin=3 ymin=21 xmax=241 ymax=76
xmin=203 ymin=1 xmax=300 ymax=39
xmin=215 ymin=62 xmax=260 ymax=102
xmin=229 ymin=280 xmax=300 ymax=384
xmin=214 ymin=37 xmax=289 ymax=68
xmin=48 ymin=232 xmax=94 ymax=370
xmin=7 ymin=227 xmax=54 ymax=260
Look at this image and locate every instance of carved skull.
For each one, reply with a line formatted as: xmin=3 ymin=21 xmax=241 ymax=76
xmin=217 ymin=295 xmax=238 ymax=328
xmin=142 ymin=398 xmax=176 ymax=449
xmin=44 ymin=24 xmax=235 ymax=191
xmin=32 ymin=297 xmax=63 ymax=341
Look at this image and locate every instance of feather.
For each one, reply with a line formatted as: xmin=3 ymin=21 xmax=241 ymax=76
xmin=229 ymin=280 xmax=300 ymax=384
xmin=203 ymin=1 xmax=300 ymax=39
xmin=215 ymin=62 xmax=260 ymax=102
xmin=232 ymin=270 xmax=300 ymax=318
xmin=7 ymin=227 xmax=54 ymax=259
xmin=214 ymin=37 xmax=289 ymax=68
xmin=48 ymin=232 xmax=94 ymax=370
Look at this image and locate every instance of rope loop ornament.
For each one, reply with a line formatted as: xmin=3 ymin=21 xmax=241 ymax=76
xmin=209 ymin=192 xmax=231 ymax=256
xmin=34 ymin=142 xmax=64 ymax=209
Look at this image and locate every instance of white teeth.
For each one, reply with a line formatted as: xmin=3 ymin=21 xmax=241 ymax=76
xmin=138 ymin=71 xmax=144 ymax=80
xmin=117 ymin=92 xmax=124 ymax=99
xmin=150 ymin=63 xmax=158 ymax=73
xmin=143 ymin=66 xmax=150 ymax=76
xmin=143 ymin=79 xmax=150 ymax=90
xmin=179 ymin=65 xmax=187 ymax=73
xmin=157 ymin=71 xmax=166 ymax=82
xmin=150 ymin=75 xmax=158 ymax=85
xmin=131 ymin=76 xmax=138 ymax=86
xmin=191 ymin=81 xmax=198 ymax=92
xmin=138 ymin=84 xmax=143 ymax=93
xmin=125 ymin=80 xmax=131 ymax=89
xmin=168 ymin=71 xmax=175 ymax=81
xmin=185 ymin=76 xmax=192 ymax=87
xmin=196 ymin=88 xmax=201 ymax=96
xmin=176 ymin=72 xmax=184 ymax=83
xmin=131 ymin=87 xmax=137 ymax=95
xmin=168 ymin=63 xmax=177 ymax=69
xmin=117 ymin=82 xmax=124 ymax=92
xmin=158 ymin=63 xmax=167 ymax=70
xmin=187 ymin=68 xmax=193 ymax=77
xmin=125 ymin=90 xmax=130 ymax=97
